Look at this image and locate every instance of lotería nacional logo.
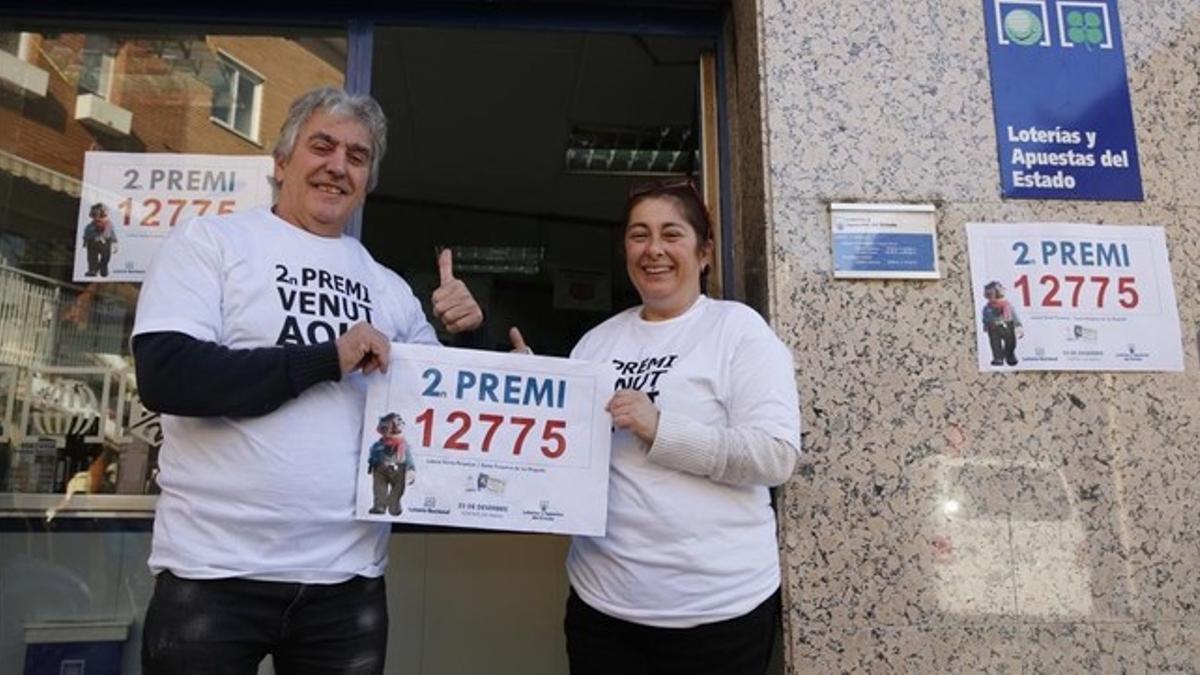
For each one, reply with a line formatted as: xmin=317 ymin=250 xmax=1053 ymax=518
xmin=1005 ymin=8 xmax=1045 ymax=45
xmin=995 ymin=0 xmax=1051 ymax=47
xmin=993 ymin=0 xmax=1114 ymax=50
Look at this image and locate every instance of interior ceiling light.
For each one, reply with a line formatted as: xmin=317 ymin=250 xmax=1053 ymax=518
xmin=565 ymin=125 xmax=697 ymax=176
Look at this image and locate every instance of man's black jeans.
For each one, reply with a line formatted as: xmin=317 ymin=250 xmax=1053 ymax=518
xmin=142 ymin=571 xmax=388 ymax=675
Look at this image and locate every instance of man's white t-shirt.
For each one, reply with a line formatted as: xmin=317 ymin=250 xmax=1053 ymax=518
xmin=566 ymin=295 xmax=801 ymax=628
xmin=133 ymin=207 xmax=439 ymax=583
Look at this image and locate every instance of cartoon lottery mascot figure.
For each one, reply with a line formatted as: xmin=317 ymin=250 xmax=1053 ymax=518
xmin=982 ymin=281 xmax=1022 ymax=367
xmin=368 ymin=412 xmax=414 ymax=516
xmin=82 ymin=202 xmax=118 ymax=277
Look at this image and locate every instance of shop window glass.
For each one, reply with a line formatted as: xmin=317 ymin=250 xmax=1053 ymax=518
xmin=0 ymin=25 xmax=346 ymax=509
xmin=211 ymin=53 xmax=263 ymax=140
xmin=0 ymin=28 xmax=343 ymax=674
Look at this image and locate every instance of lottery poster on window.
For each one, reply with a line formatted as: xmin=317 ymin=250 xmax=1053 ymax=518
xmin=73 ymin=151 xmax=274 ymax=282
xmin=356 ymin=343 xmax=614 ymax=535
xmin=966 ymin=222 xmax=1183 ymax=372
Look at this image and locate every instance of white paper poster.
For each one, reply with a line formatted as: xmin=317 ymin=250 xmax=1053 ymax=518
xmin=356 ymin=344 xmax=614 ymax=535
xmin=73 ymin=151 xmax=273 ymax=282
xmin=966 ymin=222 xmax=1183 ymax=372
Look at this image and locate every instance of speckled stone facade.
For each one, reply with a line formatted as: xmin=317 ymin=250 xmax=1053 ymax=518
xmin=751 ymin=1 xmax=1200 ymax=672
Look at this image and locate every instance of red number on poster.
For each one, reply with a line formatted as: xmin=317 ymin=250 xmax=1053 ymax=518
xmin=541 ymin=420 xmax=567 ymax=459
xmin=116 ymin=198 xmax=236 ymax=227
xmin=478 ymin=413 xmax=504 ymax=452
xmin=1013 ymin=274 xmax=1140 ymax=310
xmin=416 ymin=408 xmax=434 ymax=447
xmin=510 ymin=417 xmax=536 ymax=456
xmin=1117 ymin=277 xmax=1139 ymax=308
xmin=445 ymin=411 xmax=471 ymax=451
xmin=1091 ymin=276 xmax=1110 ymax=308
xmin=414 ymin=409 xmax=567 ymax=459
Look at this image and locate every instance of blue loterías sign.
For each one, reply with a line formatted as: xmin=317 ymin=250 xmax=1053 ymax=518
xmin=983 ymin=0 xmax=1142 ymax=201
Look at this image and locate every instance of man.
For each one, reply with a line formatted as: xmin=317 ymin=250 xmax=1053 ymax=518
xmin=133 ymin=87 xmax=495 ymax=674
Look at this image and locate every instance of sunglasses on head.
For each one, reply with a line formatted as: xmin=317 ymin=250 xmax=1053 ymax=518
xmin=627 ymin=177 xmax=703 ymax=201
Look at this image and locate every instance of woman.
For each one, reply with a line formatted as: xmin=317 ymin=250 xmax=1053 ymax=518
xmin=565 ymin=179 xmax=802 ymax=675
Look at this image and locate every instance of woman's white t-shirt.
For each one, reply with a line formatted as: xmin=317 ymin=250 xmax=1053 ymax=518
xmin=567 ymin=295 xmax=801 ymax=627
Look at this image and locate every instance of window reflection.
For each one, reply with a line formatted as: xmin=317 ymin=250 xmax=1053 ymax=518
xmin=78 ymin=34 xmax=116 ymax=97
xmin=927 ymin=456 xmax=1094 ymax=617
xmin=0 ymin=26 xmax=346 ymax=504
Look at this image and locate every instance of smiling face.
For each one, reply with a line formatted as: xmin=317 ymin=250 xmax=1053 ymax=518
xmin=624 ymin=196 xmax=714 ymax=321
xmin=273 ymin=109 xmax=373 ymax=237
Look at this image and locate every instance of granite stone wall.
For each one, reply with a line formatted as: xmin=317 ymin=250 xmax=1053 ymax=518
xmin=750 ymin=1 xmax=1200 ymax=672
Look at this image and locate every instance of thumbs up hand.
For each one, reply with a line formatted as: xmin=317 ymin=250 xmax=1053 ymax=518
xmin=509 ymin=327 xmax=532 ymax=355
xmin=431 ymin=248 xmax=483 ymax=333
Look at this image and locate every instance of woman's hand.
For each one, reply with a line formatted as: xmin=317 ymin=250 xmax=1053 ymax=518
xmin=509 ymin=327 xmax=531 ymax=354
xmin=607 ymin=389 xmax=660 ymax=446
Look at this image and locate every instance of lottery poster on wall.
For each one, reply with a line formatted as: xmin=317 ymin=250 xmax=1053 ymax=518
xmin=73 ymin=151 xmax=274 ymax=282
xmin=356 ymin=343 xmax=614 ymax=535
xmin=966 ymin=222 xmax=1183 ymax=372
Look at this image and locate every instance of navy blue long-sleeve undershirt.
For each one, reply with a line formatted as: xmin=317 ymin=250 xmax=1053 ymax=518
xmin=134 ymin=324 xmax=488 ymax=418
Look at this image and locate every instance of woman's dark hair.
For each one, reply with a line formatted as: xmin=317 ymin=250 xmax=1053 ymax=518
xmin=89 ymin=203 xmax=107 ymax=218
xmin=625 ymin=178 xmax=714 ymax=291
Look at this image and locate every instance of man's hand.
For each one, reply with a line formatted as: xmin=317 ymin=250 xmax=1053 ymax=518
xmin=431 ymin=249 xmax=483 ymax=333
xmin=607 ymin=389 xmax=660 ymax=446
xmin=336 ymin=321 xmax=390 ymax=376
xmin=509 ymin=327 xmax=531 ymax=354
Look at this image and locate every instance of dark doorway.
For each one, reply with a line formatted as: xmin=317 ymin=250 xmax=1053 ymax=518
xmin=364 ymin=26 xmax=715 ymax=356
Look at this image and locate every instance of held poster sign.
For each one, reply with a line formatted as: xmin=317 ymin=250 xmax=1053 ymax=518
xmin=983 ymin=0 xmax=1142 ymax=200
xmin=356 ymin=344 xmax=614 ymax=535
xmin=966 ymin=222 xmax=1183 ymax=372
xmin=73 ymin=151 xmax=273 ymax=282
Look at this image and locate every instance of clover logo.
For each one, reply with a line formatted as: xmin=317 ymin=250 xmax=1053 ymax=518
xmin=1057 ymin=3 xmax=1113 ymax=50
xmin=1066 ymin=10 xmax=1104 ymax=47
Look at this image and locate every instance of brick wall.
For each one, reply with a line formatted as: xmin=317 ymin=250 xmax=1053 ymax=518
xmin=1 ymin=31 xmax=345 ymax=179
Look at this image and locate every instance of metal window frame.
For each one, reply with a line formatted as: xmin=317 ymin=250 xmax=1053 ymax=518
xmin=212 ymin=48 xmax=267 ymax=142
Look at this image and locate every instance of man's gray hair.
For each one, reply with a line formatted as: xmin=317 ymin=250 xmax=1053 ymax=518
xmin=271 ymin=86 xmax=388 ymax=192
